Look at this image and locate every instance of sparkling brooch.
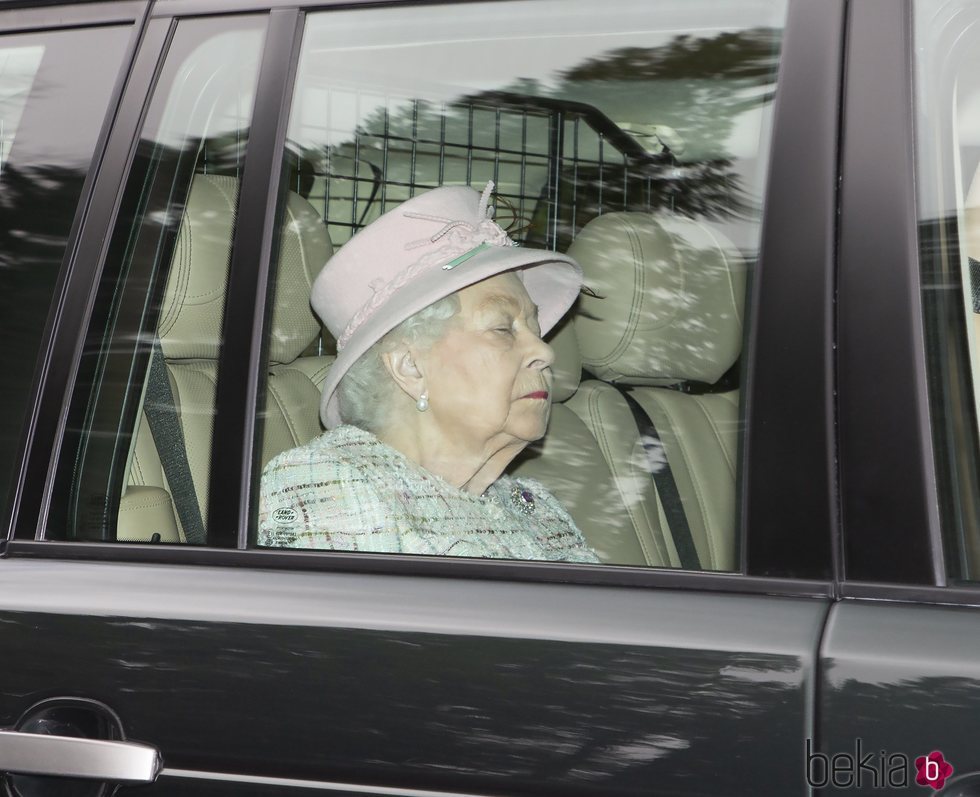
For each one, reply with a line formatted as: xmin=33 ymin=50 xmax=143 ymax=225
xmin=510 ymin=487 xmax=536 ymax=515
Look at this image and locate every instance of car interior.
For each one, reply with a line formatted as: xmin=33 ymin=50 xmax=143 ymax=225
xmin=87 ymin=16 xmax=761 ymax=570
xmin=115 ymin=135 xmax=746 ymax=570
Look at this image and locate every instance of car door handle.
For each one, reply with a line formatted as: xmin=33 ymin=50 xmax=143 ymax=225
xmin=0 ymin=730 xmax=161 ymax=782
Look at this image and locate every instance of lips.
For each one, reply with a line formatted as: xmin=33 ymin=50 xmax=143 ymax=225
xmin=522 ymin=390 xmax=550 ymax=400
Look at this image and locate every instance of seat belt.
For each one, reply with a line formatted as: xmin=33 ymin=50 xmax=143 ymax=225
xmin=618 ymin=387 xmax=701 ymax=570
xmin=144 ymin=343 xmax=207 ymax=544
xmin=969 ymin=257 xmax=980 ymax=312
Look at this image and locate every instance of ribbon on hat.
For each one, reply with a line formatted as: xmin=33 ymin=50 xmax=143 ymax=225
xmin=336 ymin=182 xmax=515 ymax=351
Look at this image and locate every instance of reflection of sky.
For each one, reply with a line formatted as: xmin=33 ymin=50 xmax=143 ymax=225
xmin=291 ymin=0 xmax=786 ymax=156
xmin=957 ymin=87 xmax=980 ymax=146
xmin=152 ymin=29 xmax=264 ymax=150
xmin=0 ymin=25 xmax=133 ymax=200
xmin=2 ymin=31 xmax=127 ymax=169
xmin=0 ymin=45 xmax=45 ymax=173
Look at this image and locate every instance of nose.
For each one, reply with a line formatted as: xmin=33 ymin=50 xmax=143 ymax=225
xmin=525 ymin=331 xmax=555 ymax=371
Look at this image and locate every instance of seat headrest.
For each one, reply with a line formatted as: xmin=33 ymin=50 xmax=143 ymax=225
xmin=569 ymin=212 xmax=745 ymax=386
xmin=159 ymin=174 xmax=332 ymax=363
xmin=268 ymin=189 xmax=334 ymax=364
xmin=548 ymin=313 xmax=582 ymax=403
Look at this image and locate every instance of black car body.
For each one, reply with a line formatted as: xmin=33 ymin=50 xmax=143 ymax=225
xmin=2 ymin=0 xmax=980 ymax=795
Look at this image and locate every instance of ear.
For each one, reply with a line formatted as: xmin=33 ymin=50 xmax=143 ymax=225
xmin=380 ymin=346 xmax=425 ymax=401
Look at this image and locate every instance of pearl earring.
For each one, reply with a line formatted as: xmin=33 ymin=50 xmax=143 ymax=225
xmin=416 ymin=390 xmax=429 ymax=412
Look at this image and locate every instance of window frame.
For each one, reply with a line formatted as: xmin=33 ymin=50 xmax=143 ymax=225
xmin=8 ymin=0 xmax=842 ymax=600
xmin=6 ymin=11 xmax=175 ymax=542
xmin=0 ymin=0 xmax=151 ymax=540
xmin=837 ymin=0 xmax=947 ymax=588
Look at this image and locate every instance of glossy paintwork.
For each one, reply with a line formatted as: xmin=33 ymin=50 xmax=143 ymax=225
xmin=743 ymin=0 xmax=841 ymax=581
xmin=820 ymin=601 xmax=980 ymax=794
xmin=837 ymin=0 xmax=944 ymax=582
xmin=5 ymin=0 xmax=980 ymax=794
xmin=0 ymin=560 xmax=828 ymax=795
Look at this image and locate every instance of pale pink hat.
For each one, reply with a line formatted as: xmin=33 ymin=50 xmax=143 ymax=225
xmin=312 ymin=183 xmax=582 ymax=428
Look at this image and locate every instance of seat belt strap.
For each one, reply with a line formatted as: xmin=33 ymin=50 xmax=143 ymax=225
xmin=144 ymin=343 xmax=207 ymax=544
xmin=619 ymin=388 xmax=701 ymax=570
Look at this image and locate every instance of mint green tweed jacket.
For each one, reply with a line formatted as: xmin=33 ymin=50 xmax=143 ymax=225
xmin=258 ymin=425 xmax=599 ymax=563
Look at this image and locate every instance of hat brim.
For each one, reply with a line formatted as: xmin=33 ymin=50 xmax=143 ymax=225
xmin=320 ymin=246 xmax=582 ymax=428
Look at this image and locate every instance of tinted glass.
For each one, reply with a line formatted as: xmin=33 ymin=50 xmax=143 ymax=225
xmin=916 ymin=0 xmax=980 ymax=582
xmin=254 ymin=0 xmax=786 ymax=570
xmin=0 ymin=25 xmax=130 ymax=532
xmin=49 ymin=17 xmax=266 ymax=543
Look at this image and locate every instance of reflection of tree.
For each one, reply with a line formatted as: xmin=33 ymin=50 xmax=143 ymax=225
xmin=0 ymin=163 xmax=87 ymax=506
xmin=563 ymin=28 xmax=780 ymax=82
xmin=303 ymin=27 xmax=779 ymax=246
xmin=821 ymin=667 xmax=980 ymax=789
xmin=9 ymin=609 xmax=805 ymax=795
xmin=559 ymin=27 xmax=779 ymax=154
xmin=0 ymin=163 xmax=86 ymax=272
xmin=521 ymin=26 xmax=779 ymax=242
xmin=512 ymin=217 xmax=745 ymax=569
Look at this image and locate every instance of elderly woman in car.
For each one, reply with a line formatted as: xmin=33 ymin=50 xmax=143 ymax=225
xmin=258 ymin=184 xmax=599 ymax=562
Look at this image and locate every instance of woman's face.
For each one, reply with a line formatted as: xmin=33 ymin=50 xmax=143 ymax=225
xmin=418 ymin=272 xmax=556 ymax=450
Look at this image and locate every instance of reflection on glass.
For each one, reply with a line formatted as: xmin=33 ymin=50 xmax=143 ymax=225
xmin=257 ymin=0 xmax=786 ymax=570
xmin=915 ymin=0 xmax=980 ymax=580
xmin=0 ymin=45 xmax=44 ymax=175
xmin=51 ymin=18 xmax=266 ymax=543
xmin=0 ymin=25 xmax=130 ymax=530
xmin=287 ymin=0 xmax=784 ymax=252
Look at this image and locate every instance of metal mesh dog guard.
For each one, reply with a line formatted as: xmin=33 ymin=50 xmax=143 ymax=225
xmin=284 ymin=92 xmax=681 ymax=254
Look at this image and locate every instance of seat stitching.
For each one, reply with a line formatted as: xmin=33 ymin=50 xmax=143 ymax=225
xmin=131 ymin=451 xmax=146 ymax=485
xmin=692 ymin=396 xmax=736 ymax=477
xmin=586 ymin=387 xmax=663 ymax=566
xmin=267 ymin=377 xmax=302 ymax=445
xmin=692 ymin=220 xmax=743 ymax=329
xmin=119 ymin=496 xmax=173 ymax=512
xmin=285 ymin=201 xmax=316 ymax=291
xmin=159 ymin=224 xmax=191 ymax=335
xmin=645 ymin=395 xmax=717 ymax=568
xmin=589 ymin=218 xmax=690 ymax=378
xmin=180 ymin=176 xmax=236 ymax=302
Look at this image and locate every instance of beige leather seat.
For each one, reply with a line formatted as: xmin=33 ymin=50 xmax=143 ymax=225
xmin=119 ymin=178 xmax=742 ymax=566
xmin=511 ymin=317 xmax=649 ymax=565
xmin=963 ymin=169 xmax=980 ymax=352
xmin=118 ymin=173 xmax=333 ymax=542
xmin=564 ymin=211 xmax=746 ymax=570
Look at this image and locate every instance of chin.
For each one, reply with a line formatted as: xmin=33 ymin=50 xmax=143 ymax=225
xmin=509 ymin=417 xmax=550 ymax=443
xmin=503 ymin=403 xmax=551 ymax=443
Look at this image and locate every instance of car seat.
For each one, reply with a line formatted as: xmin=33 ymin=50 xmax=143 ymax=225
xmin=118 ymin=173 xmax=333 ymax=542
xmin=510 ymin=316 xmax=650 ymax=565
xmin=564 ymin=211 xmax=746 ymax=569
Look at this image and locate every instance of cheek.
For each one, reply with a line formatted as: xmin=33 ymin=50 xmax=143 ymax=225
xmin=463 ymin=352 xmax=515 ymax=409
xmin=433 ymin=344 xmax=517 ymax=415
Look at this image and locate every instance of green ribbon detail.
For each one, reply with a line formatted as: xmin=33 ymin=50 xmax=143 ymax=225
xmin=441 ymin=242 xmax=491 ymax=270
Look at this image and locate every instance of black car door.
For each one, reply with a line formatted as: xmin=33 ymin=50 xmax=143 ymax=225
xmin=817 ymin=1 xmax=980 ymax=794
xmin=0 ymin=0 xmax=841 ymax=794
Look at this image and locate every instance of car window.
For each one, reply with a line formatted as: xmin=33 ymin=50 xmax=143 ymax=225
xmin=0 ymin=24 xmax=130 ymax=532
xmin=47 ymin=16 xmax=266 ymax=543
xmin=915 ymin=0 xmax=980 ymax=580
xmin=253 ymin=0 xmax=787 ymax=570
